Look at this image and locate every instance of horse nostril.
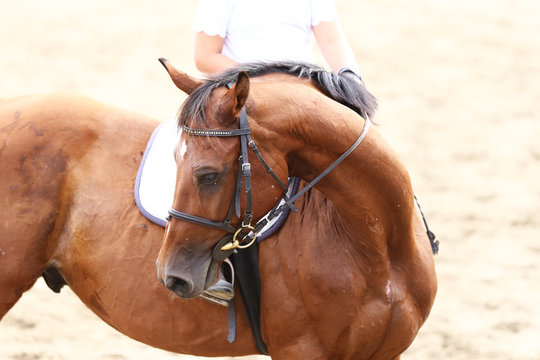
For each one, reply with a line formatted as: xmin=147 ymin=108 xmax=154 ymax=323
xmin=165 ymin=276 xmax=193 ymax=296
xmin=157 ymin=273 xmax=164 ymax=285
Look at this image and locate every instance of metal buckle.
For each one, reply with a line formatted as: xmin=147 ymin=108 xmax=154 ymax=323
xmin=220 ymin=225 xmax=257 ymax=251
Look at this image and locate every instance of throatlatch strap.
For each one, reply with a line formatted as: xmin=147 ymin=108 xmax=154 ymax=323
xmin=247 ymin=135 xmax=288 ymax=192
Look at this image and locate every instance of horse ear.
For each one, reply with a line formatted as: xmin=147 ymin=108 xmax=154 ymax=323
xmin=232 ymin=71 xmax=250 ymax=112
xmin=216 ymin=71 xmax=250 ymax=124
xmin=159 ymin=58 xmax=202 ymax=94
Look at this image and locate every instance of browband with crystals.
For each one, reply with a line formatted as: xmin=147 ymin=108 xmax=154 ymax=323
xmin=182 ymin=126 xmax=250 ymax=137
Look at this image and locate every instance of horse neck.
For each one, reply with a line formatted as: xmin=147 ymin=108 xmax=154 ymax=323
xmin=260 ymin=92 xmax=418 ymax=260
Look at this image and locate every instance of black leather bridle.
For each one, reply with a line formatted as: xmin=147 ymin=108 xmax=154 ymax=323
xmin=167 ymin=105 xmax=371 ymax=262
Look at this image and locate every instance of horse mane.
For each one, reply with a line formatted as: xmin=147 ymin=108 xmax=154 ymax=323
xmin=179 ymin=61 xmax=377 ymax=128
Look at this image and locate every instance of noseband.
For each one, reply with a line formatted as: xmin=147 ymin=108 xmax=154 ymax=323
xmin=167 ymin=105 xmax=371 ymax=261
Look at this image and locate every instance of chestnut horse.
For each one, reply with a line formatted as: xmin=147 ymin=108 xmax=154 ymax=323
xmin=0 ymin=94 xmax=263 ymax=356
xmin=157 ymin=60 xmax=437 ymax=359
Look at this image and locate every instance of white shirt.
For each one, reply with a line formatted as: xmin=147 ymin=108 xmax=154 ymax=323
xmin=193 ymin=0 xmax=338 ymax=64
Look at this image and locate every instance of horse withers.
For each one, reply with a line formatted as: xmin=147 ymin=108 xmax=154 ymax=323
xmin=157 ymin=60 xmax=438 ymax=359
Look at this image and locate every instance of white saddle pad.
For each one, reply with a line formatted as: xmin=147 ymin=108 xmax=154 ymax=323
xmin=134 ymin=118 xmax=179 ymax=227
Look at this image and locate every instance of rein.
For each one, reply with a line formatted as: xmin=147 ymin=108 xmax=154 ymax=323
xmin=167 ymin=105 xmax=371 ymax=260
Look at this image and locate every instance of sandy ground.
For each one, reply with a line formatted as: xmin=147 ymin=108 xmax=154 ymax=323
xmin=1 ymin=0 xmax=539 ymax=359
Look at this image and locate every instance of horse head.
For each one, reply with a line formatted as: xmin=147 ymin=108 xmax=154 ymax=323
xmin=156 ymin=59 xmax=288 ymax=299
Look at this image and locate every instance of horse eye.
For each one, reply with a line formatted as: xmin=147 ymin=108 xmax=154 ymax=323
xmin=198 ymin=173 xmax=219 ymax=185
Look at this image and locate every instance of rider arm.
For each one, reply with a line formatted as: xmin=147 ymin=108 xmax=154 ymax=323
xmin=313 ymin=19 xmax=360 ymax=74
xmin=194 ymin=32 xmax=237 ymax=75
xmin=193 ymin=0 xmax=237 ymax=74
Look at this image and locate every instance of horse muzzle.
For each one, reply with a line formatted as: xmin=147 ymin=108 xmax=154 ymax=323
xmin=159 ymin=236 xmax=235 ymax=299
xmin=159 ymin=249 xmax=215 ymax=299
